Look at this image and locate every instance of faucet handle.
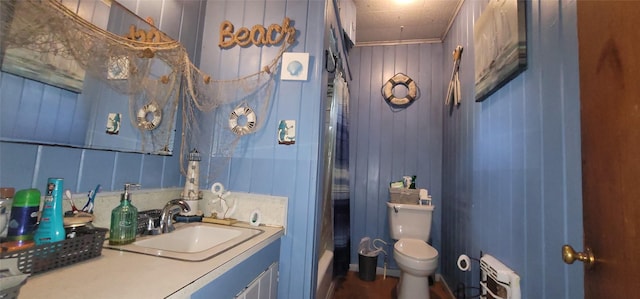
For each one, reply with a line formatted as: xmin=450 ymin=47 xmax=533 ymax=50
xmin=145 ymin=217 xmax=160 ymax=235
xmin=146 ymin=217 xmax=155 ymax=230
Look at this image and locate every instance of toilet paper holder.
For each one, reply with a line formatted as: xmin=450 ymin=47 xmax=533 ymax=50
xmin=454 ymin=252 xmax=483 ymax=299
xmin=457 ymin=254 xmax=480 ymax=272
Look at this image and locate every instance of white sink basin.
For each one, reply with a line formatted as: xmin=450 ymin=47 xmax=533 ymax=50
xmin=104 ymin=223 xmax=263 ymax=261
xmin=134 ymin=225 xmax=242 ymax=253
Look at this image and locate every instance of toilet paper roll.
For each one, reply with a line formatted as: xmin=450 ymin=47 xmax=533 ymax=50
xmin=419 ymin=189 xmax=429 ymax=199
xmin=249 ymin=209 xmax=262 ymax=226
xmin=211 ymin=182 xmax=225 ymax=196
xmin=457 ymin=254 xmax=471 ymax=272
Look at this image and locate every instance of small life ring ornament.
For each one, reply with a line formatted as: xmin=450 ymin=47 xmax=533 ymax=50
xmin=137 ymin=102 xmax=162 ymax=130
xmin=381 ymin=73 xmax=418 ymax=106
xmin=229 ymin=106 xmax=257 ymax=136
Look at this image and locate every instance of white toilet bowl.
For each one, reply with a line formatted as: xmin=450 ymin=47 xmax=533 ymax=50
xmin=394 ymin=238 xmax=438 ymax=299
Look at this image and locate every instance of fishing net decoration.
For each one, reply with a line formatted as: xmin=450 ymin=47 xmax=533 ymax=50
xmin=1 ymin=0 xmax=292 ymax=177
xmin=180 ymin=53 xmax=283 ymax=180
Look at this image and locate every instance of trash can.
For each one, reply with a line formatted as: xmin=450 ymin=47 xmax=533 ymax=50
xmin=358 ymin=237 xmax=381 ymax=281
xmin=358 ymin=252 xmax=378 ymax=281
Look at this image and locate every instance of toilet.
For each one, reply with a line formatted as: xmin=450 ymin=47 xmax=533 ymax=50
xmin=387 ymin=202 xmax=439 ymax=299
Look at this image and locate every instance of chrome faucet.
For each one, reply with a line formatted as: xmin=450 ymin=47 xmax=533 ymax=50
xmin=159 ymin=199 xmax=191 ymax=233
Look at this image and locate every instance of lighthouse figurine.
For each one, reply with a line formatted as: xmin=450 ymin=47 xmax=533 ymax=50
xmin=181 ymin=148 xmax=202 ymax=215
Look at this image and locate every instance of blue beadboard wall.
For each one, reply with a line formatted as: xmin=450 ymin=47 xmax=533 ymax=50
xmin=0 ymin=0 xmax=206 ymax=192
xmin=349 ymin=43 xmax=444 ymax=270
xmin=2 ymin=0 xmax=339 ymax=297
xmin=196 ymin=1 xmax=327 ymax=298
xmin=440 ymin=1 xmax=584 ymax=298
xmin=1 ymin=0 xmax=586 ymax=298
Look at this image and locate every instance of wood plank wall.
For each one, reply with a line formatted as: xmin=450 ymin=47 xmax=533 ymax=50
xmin=196 ymin=1 xmax=327 ymax=298
xmin=349 ymin=43 xmax=444 ymax=269
xmin=440 ymin=1 xmax=584 ymax=298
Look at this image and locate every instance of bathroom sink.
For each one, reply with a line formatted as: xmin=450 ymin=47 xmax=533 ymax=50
xmin=135 ymin=225 xmax=246 ymax=253
xmin=104 ymin=223 xmax=263 ymax=261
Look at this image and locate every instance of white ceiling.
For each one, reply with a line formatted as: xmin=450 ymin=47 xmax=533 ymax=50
xmin=353 ymin=0 xmax=463 ymax=46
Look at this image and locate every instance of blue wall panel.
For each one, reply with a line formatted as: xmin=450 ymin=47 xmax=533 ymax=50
xmin=349 ymin=43 xmax=444 ymax=269
xmin=440 ymin=1 xmax=584 ymax=298
xmin=0 ymin=143 xmax=37 ymax=189
xmin=197 ymin=1 xmax=327 ymax=298
xmin=3 ymin=1 xmax=588 ymax=298
xmin=2 ymin=0 xmax=328 ymax=297
xmin=0 ymin=74 xmax=22 ymax=138
xmin=78 ymin=150 xmax=115 ymax=192
xmin=36 ymin=146 xmax=83 ymax=190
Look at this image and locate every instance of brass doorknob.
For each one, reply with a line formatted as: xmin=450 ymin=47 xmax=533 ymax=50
xmin=562 ymin=244 xmax=595 ymax=269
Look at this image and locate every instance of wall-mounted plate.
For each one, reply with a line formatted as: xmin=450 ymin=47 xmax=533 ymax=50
xmin=106 ymin=113 xmax=121 ymax=135
xmin=278 ymin=120 xmax=295 ymax=145
xmin=281 ymin=53 xmax=309 ymax=81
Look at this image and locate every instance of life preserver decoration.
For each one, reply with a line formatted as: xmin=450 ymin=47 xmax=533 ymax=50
xmin=381 ymin=73 xmax=418 ymax=106
xmin=229 ymin=106 xmax=257 ymax=136
xmin=137 ymin=102 xmax=162 ymax=130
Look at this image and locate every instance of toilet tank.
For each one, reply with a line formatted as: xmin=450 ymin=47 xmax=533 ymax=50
xmin=386 ymin=202 xmax=434 ymax=241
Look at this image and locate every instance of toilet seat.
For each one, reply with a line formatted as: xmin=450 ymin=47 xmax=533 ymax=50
xmin=393 ymin=238 xmax=438 ymax=279
xmin=394 ymin=239 xmax=438 ymax=261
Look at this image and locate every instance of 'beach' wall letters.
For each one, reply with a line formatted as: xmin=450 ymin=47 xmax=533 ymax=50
xmin=219 ymin=17 xmax=296 ymax=48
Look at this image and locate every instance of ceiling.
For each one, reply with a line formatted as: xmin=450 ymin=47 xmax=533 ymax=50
xmin=353 ymin=0 xmax=463 ymax=46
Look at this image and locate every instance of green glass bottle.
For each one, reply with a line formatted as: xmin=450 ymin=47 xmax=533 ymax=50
xmin=109 ymin=184 xmax=139 ymax=245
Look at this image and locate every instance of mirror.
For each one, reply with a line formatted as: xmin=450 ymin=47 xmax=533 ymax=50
xmin=0 ymin=0 xmax=181 ymax=155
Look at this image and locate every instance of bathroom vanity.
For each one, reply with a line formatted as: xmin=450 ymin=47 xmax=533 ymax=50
xmin=18 ymin=222 xmax=283 ymax=298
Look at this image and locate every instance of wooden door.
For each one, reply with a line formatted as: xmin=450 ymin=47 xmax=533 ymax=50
xmin=576 ymin=1 xmax=640 ymax=298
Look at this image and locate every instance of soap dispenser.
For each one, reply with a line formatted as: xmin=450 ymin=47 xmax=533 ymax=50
xmin=109 ymin=183 xmax=139 ymax=245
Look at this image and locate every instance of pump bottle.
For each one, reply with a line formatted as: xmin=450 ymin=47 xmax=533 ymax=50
xmin=109 ymin=183 xmax=139 ymax=245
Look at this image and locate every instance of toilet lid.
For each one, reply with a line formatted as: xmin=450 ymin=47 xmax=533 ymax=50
xmin=395 ymin=239 xmax=438 ymax=260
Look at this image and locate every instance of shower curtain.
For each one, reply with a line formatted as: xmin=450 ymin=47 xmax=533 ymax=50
xmin=332 ymin=73 xmax=350 ymax=277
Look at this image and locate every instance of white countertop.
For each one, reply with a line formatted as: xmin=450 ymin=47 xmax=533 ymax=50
xmin=18 ymin=222 xmax=283 ymax=299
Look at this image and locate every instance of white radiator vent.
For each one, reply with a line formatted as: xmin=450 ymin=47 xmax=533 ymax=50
xmin=480 ymin=254 xmax=521 ymax=299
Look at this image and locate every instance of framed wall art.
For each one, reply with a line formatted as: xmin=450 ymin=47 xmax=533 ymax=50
xmin=1 ymin=0 xmax=86 ymax=92
xmin=473 ymin=0 xmax=527 ymax=102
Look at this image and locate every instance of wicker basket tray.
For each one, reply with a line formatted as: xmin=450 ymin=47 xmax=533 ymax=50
xmin=0 ymin=227 xmax=108 ymax=275
xmin=389 ymin=188 xmax=420 ymax=204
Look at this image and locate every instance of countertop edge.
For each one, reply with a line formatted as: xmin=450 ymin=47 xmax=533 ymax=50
xmin=17 ymin=223 xmax=284 ymax=299
xmin=166 ymin=226 xmax=284 ymax=298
